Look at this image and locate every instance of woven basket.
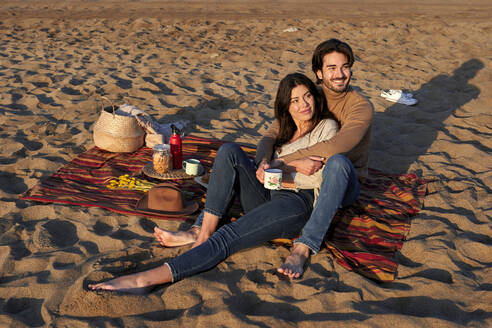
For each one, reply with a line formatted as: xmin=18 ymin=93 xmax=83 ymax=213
xmin=93 ymin=98 xmax=145 ymax=153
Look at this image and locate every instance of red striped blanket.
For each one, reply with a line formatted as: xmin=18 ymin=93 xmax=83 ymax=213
xmin=20 ymin=135 xmax=427 ymax=282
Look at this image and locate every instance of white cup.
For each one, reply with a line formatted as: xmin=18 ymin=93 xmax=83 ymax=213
xmin=183 ymin=159 xmax=201 ymax=175
xmin=264 ymin=168 xmax=282 ymax=190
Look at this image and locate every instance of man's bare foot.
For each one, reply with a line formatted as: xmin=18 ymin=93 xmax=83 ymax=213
xmin=88 ymin=264 xmax=172 ymax=294
xmin=190 ymin=214 xmax=219 ymax=249
xmin=154 ymin=226 xmax=199 ymax=247
xmin=191 ymin=234 xmax=210 ymax=249
xmin=277 ymin=243 xmax=310 ymax=279
xmin=191 ymin=228 xmax=215 ymax=249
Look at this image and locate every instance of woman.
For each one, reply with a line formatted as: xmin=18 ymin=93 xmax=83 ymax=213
xmin=89 ymin=73 xmax=338 ymax=293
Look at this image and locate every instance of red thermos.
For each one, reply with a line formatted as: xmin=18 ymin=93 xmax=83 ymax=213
xmin=169 ymin=124 xmax=182 ymax=169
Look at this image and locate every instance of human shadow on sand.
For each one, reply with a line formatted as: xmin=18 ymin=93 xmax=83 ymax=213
xmin=372 ymin=58 xmax=484 ymax=175
xmin=368 ymin=59 xmax=489 ymax=321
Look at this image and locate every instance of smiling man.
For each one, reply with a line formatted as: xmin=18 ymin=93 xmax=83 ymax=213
xmin=256 ymin=39 xmax=374 ymax=278
xmin=317 ymin=51 xmax=352 ymax=92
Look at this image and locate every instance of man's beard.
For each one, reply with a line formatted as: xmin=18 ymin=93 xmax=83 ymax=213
xmin=326 ymin=77 xmax=350 ymax=93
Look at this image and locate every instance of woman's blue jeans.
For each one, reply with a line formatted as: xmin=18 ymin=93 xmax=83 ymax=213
xmin=166 ymin=144 xmax=359 ymax=281
xmin=167 ymin=143 xmax=314 ymax=281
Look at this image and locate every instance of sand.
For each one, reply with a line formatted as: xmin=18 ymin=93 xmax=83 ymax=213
xmin=0 ymin=1 xmax=491 ymax=327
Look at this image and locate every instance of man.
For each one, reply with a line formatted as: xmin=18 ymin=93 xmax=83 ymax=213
xmin=255 ymin=38 xmax=373 ymax=278
xmin=154 ymin=38 xmax=373 ymax=279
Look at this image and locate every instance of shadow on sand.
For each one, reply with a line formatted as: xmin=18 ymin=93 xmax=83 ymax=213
xmin=372 ymin=58 xmax=484 ymax=175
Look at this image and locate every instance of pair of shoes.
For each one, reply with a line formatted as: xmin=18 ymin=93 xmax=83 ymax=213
xmin=380 ymin=89 xmax=418 ymax=105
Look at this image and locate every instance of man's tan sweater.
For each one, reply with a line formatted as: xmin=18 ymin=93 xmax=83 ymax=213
xmin=256 ymin=85 xmax=373 ymax=179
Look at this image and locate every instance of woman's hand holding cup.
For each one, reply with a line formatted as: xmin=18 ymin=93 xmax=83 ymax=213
xmin=255 ymin=160 xmax=270 ymax=184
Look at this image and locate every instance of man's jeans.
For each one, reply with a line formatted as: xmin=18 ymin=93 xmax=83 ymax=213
xmin=167 ymin=144 xmax=359 ymax=281
xmin=294 ymin=154 xmax=360 ymax=253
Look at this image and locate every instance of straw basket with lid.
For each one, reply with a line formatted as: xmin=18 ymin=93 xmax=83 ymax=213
xmin=93 ymin=97 xmax=145 ymax=153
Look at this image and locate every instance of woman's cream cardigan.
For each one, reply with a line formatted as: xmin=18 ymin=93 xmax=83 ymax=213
xmin=275 ymin=118 xmax=339 ymax=202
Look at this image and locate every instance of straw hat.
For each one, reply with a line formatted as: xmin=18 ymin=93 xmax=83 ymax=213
xmin=135 ymin=183 xmax=198 ymax=217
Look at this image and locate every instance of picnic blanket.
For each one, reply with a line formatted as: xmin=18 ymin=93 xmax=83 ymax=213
xmin=20 ymin=135 xmax=427 ymax=282
xmin=20 ymin=136 xmax=225 ymax=220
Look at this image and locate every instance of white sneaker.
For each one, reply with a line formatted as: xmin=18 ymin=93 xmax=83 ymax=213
xmin=381 ymin=89 xmax=418 ymax=105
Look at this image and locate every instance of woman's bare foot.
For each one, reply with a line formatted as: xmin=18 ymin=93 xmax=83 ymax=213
xmin=88 ymin=264 xmax=173 ymax=294
xmin=153 ymin=226 xmax=199 ymax=247
xmin=277 ymin=243 xmax=310 ymax=279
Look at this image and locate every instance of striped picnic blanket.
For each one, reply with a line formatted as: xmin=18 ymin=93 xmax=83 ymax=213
xmin=20 ymin=135 xmax=427 ymax=282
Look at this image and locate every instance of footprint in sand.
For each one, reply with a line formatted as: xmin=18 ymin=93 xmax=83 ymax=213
xmin=33 ymin=219 xmax=78 ymax=250
xmin=3 ymin=297 xmax=45 ymax=327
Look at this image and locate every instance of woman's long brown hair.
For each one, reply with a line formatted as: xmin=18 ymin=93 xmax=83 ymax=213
xmin=273 ymin=73 xmax=332 ymax=149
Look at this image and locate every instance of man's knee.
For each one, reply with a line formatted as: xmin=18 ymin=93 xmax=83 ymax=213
xmin=322 ymin=154 xmax=353 ymax=176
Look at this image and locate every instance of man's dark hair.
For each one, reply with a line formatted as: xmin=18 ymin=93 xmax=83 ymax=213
xmin=312 ymin=39 xmax=354 ymax=84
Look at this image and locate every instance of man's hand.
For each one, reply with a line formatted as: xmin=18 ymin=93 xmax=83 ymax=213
xmin=285 ymin=156 xmax=324 ymax=176
xmin=255 ymin=160 xmax=270 ymax=183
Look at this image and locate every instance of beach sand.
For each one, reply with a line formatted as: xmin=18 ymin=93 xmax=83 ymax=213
xmin=0 ymin=1 xmax=491 ymax=326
